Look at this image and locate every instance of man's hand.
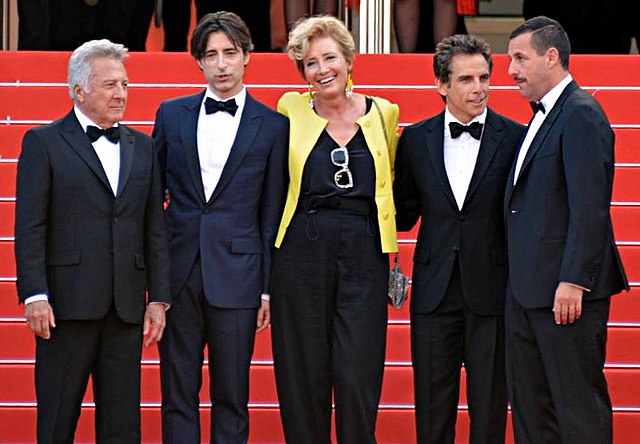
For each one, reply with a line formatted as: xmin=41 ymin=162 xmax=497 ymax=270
xmin=256 ymin=300 xmax=270 ymax=333
xmin=25 ymin=300 xmax=56 ymax=339
xmin=163 ymin=189 xmax=171 ymax=210
xmin=143 ymin=304 xmax=167 ymax=346
xmin=553 ymin=282 xmax=584 ymax=325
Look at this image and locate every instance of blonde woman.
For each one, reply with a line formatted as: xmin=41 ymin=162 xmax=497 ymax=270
xmin=270 ymin=16 xmax=399 ymax=444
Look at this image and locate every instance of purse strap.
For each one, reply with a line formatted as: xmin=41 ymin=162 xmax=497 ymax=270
xmin=371 ymin=97 xmax=389 ymax=148
xmin=371 ymin=97 xmax=399 ymax=263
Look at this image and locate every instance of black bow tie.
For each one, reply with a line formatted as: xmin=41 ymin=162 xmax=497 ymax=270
xmin=205 ymin=97 xmax=238 ymax=116
xmin=449 ymin=121 xmax=483 ymax=140
xmin=529 ymin=101 xmax=546 ymax=115
xmin=86 ymin=125 xmax=120 ymax=143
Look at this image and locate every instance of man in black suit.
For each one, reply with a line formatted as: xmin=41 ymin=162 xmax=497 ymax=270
xmin=394 ymin=34 xmax=524 ymax=444
xmin=505 ymin=16 xmax=629 ymax=443
xmin=14 ymin=39 xmax=170 ymax=442
xmin=152 ymin=12 xmax=288 ymax=443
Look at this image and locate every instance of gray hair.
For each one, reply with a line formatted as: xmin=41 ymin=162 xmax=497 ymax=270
xmin=68 ymin=39 xmax=129 ymax=101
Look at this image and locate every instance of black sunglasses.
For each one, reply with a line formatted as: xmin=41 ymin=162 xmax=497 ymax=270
xmin=330 ymin=146 xmax=353 ymax=189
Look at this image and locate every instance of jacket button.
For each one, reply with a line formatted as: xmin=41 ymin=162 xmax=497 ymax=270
xmin=510 ymin=209 xmax=519 ymax=215
xmin=377 ymin=150 xmax=382 ymax=156
xmin=458 ymin=215 xmax=465 ymax=221
xmin=380 ymin=180 xmax=386 ymax=187
xmin=383 ymin=212 xmax=389 ymax=220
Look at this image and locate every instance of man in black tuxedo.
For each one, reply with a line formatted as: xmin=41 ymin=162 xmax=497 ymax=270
xmin=153 ymin=12 xmax=288 ymax=443
xmin=14 ymin=39 xmax=170 ymax=442
xmin=393 ymin=34 xmax=524 ymax=444
xmin=506 ymin=16 xmax=629 ymax=443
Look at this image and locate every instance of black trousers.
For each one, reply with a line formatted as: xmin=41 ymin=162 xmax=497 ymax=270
xmin=162 ymin=0 xmax=272 ymax=52
xmin=505 ymin=287 xmax=612 ymax=444
xmin=411 ymin=264 xmax=507 ymax=444
xmin=271 ymin=204 xmax=389 ymax=444
xmin=35 ymin=309 xmax=142 ymax=444
xmin=159 ymin=257 xmax=258 ymax=444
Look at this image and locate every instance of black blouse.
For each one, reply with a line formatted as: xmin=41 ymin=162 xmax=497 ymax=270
xmin=301 ymin=98 xmax=375 ymax=199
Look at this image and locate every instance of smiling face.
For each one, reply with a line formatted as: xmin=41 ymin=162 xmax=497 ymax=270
xmin=303 ymin=35 xmax=352 ymax=100
xmin=74 ymin=57 xmax=128 ymax=128
xmin=437 ymin=53 xmax=490 ymax=124
xmin=197 ymin=31 xmax=250 ymax=99
xmin=507 ymin=31 xmax=555 ymax=102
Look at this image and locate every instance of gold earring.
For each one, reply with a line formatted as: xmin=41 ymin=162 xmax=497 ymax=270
xmin=345 ymin=73 xmax=354 ymax=99
xmin=308 ymin=83 xmax=315 ymax=109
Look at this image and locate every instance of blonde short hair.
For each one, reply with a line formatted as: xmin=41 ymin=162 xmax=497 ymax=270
xmin=286 ymin=16 xmax=355 ymax=78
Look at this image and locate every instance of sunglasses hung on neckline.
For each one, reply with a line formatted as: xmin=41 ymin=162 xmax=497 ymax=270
xmin=330 ymin=146 xmax=354 ymax=189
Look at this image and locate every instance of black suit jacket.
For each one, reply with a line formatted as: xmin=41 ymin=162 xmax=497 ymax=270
xmin=14 ymin=110 xmax=171 ymax=324
xmin=505 ymin=81 xmax=629 ymax=308
xmin=394 ymin=108 xmax=524 ymax=315
xmin=153 ymin=91 xmax=288 ymax=308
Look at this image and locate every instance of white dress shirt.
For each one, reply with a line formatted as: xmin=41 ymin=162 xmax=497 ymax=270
xmin=513 ymin=74 xmax=573 ymax=184
xmin=198 ymin=87 xmax=246 ymax=201
xmin=444 ymin=108 xmax=487 ymax=210
xmin=75 ymin=106 xmax=121 ymax=195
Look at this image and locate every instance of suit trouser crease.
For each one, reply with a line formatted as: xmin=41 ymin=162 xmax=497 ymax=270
xmin=271 ymin=208 xmax=389 ymax=444
xmin=159 ymin=256 xmax=257 ymax=444
xmin=505 ymin=288 xmax=612 ymax=444
xmin=36 ymin=309 xmax=142 ymax=443
xmin=411 ymin=263 xmax=507 ymax=444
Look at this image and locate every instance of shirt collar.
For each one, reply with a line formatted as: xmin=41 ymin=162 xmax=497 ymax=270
xmin=539 ymin=74 xmax=573 ymax=115
xmin=73 ymin=105 xmax=120 ymax=132
xmin=444 ymin=107 xmax=487 ymax=135
xmin=203 ymin=86 xmax=247 ymax=109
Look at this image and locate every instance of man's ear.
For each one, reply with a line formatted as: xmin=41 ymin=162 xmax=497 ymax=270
xmin=74 ymin=85 xmax=84 ymax=103
xmin=436 ymin=78 xmax=448 ymax=99
xmin=546 ymin=47 xmax=560 ymax=68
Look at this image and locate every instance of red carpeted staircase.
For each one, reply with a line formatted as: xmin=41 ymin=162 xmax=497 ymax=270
xmin=1 ymin=51 xmax=639 ymax=443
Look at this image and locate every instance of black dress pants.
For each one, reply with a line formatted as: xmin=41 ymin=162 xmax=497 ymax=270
xmin=505 ymin=287 xmax=612 ymax=444
xmin=271 ymin=205 xmax=389 ymax=444
xmin=411 ymin=264 xmax=507 ymax=444
xmin=159 ymin=257 xmax=258 ymax=444
xmin=35 ymin=309 xmax=143 ymax=443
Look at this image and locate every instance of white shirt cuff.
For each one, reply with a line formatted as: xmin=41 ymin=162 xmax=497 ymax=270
xmin=149 ymin=301 xmax=171 ymax=311
xmin=24 ymin=294 xmax=48 ymax=305
xmin=261 ymin=294 xmax=270 ymax=302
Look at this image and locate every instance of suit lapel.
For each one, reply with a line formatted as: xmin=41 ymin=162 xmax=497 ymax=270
xmin=181 ymin=92 xmax=207 ymax=204
xmin=116 ymin=125 xmax=135 ymax=196
xmin=463 ymin=108 xmax=501 ymax=207
xmin=515 ymin=81 xmax=577 ymax=184
xmin=208 ymin=93 xmax=261 ymax=204
xmin=426 ymin=113 xmax=458 ymax=210
xmin=60 ymin=111 xmax=112 ymax=193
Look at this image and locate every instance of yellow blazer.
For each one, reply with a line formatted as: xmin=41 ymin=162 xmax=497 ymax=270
xmin=275 ymin=91 xmax=400 ymax=253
